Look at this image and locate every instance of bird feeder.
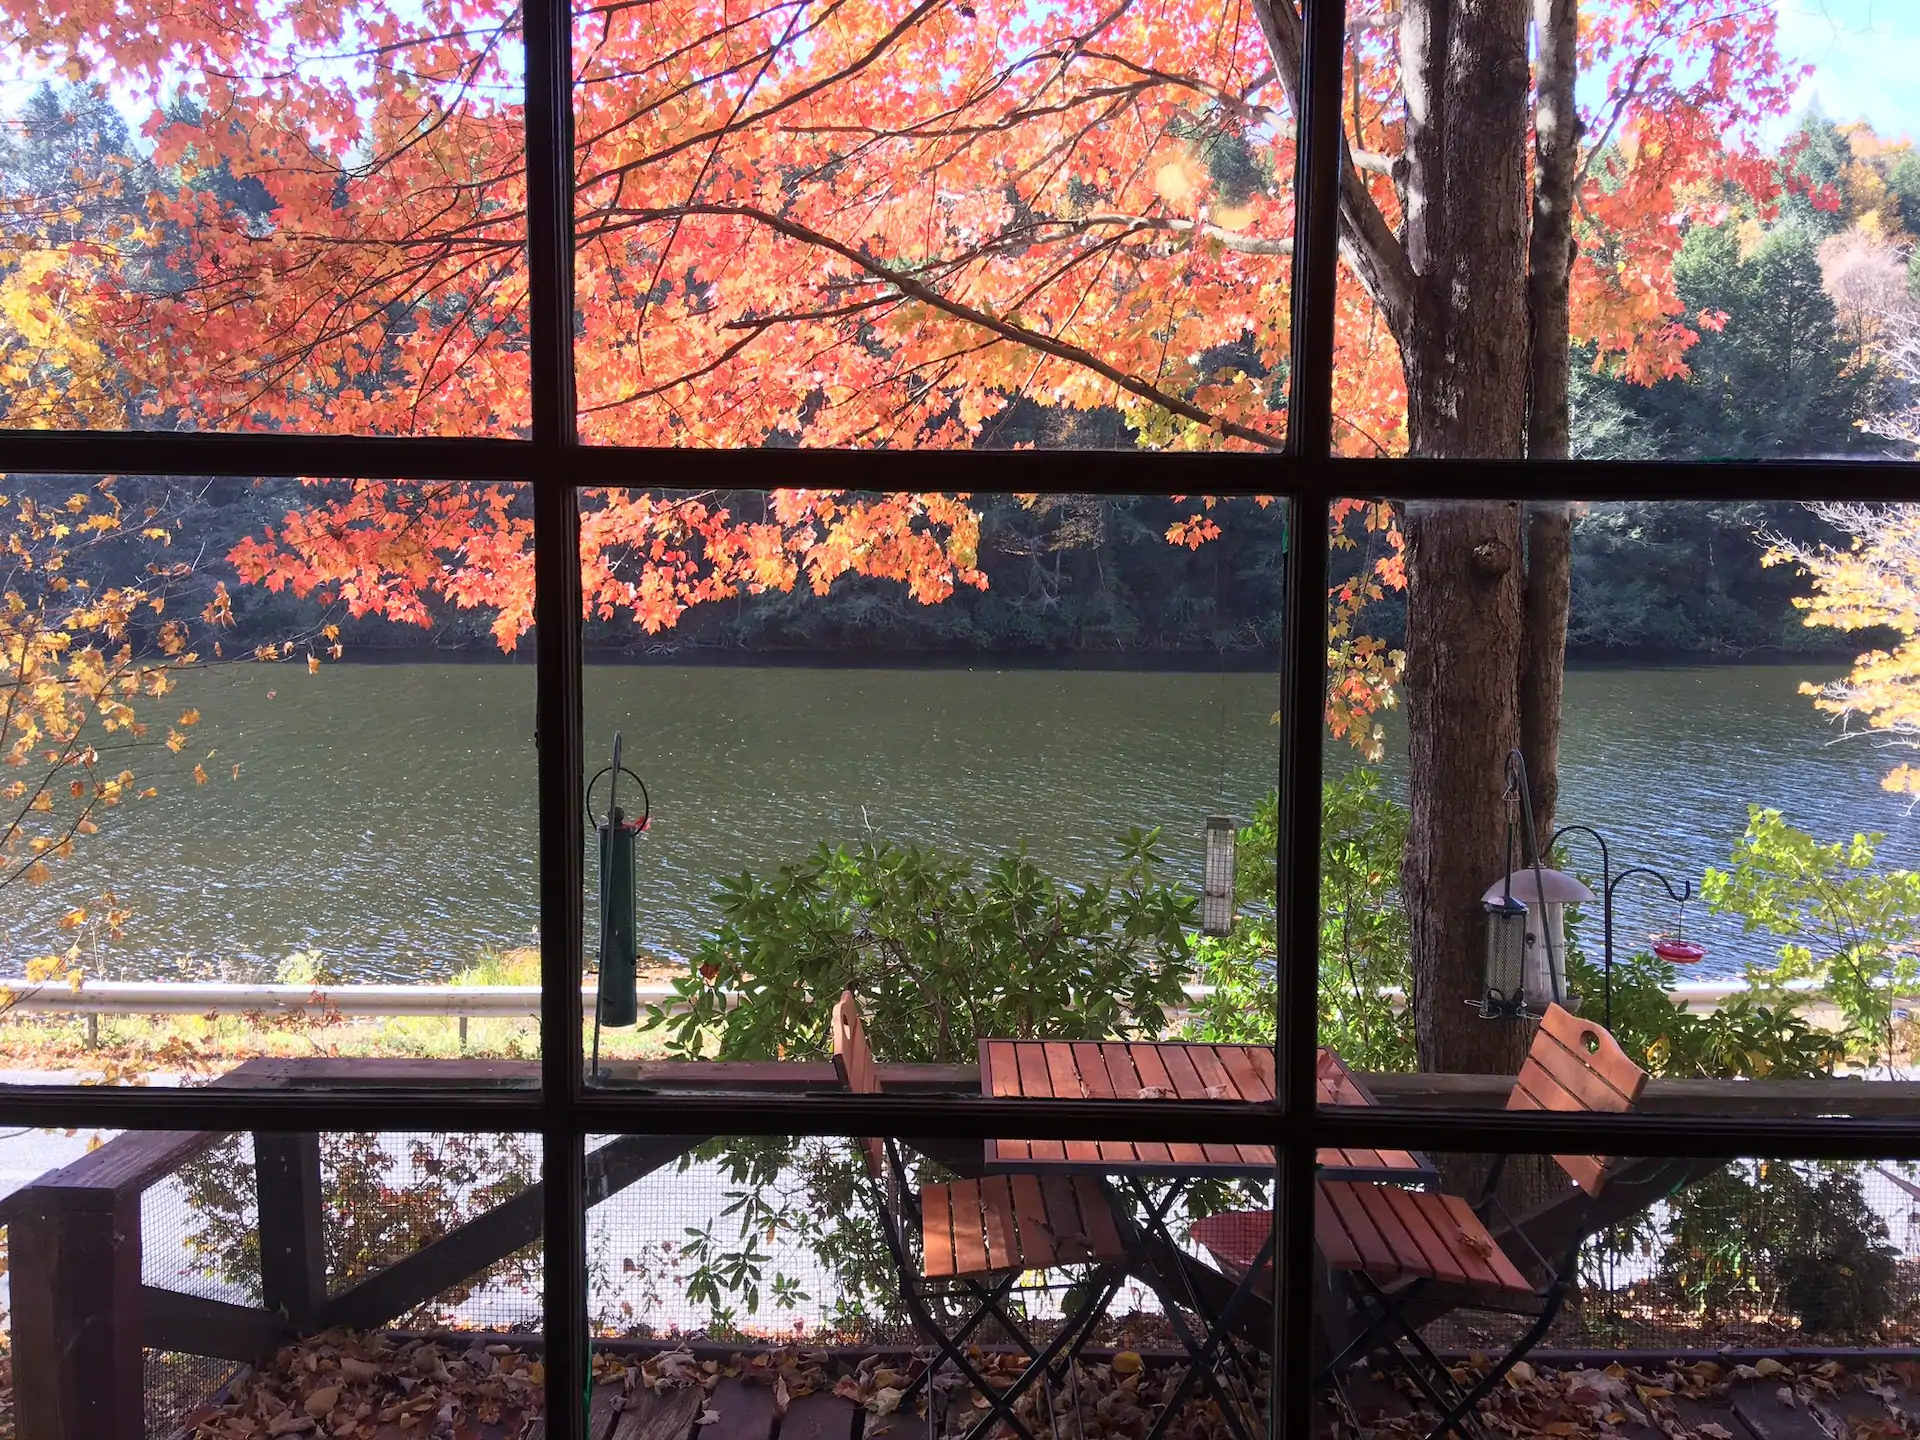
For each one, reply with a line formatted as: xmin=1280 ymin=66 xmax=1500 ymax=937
xmin=596 ymin=810 xmax=641 ymax=1027
xmin=1480 ymin=887 xmax=1532 ymax=1019
xmin=1201 ymin=816 xmax=1237 ymax=937
xmin=587 ymin=735 xmax=650 ymax=1036
xmin=1479 ymin=867 xmax=1595 ymax=1019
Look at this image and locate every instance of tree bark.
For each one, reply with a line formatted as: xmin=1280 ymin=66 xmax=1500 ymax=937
xmin=1401 ymin=499 xmax=1527 ymax=1079
xmin=1396 ymin=0 xmax=1533 ymax=455
xmin=1392 ymin=0 xmax=1534 ymax=1078
xmin=1520 ymin=503 xmax=1572 ymax=838
xmin=1521 ymin=0 xmax=1580 ymax=842
xmin=1526 ymin=0 xmax=1579 ymax=464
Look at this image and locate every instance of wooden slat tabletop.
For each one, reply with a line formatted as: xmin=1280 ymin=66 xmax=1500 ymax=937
xmin=979 ymin=1040 xmax=1435 ymax=1182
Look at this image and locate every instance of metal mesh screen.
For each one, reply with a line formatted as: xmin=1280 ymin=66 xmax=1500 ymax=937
xmin=143 ymin=1350 xmax=235 ymax=1440
xmin=317 ymin=1132 xmax=543 ymax=1330
xmin=145 ymin=1135 xmax=260 ymax=1305
xmin=1420 ymin=1160 xmax=1920 ymax=1354
xmin=583 ymin=1137 xmax=1210 ymax=1347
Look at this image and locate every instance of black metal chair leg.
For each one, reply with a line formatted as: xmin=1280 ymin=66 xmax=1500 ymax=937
xmin=899 ymin=1272 xmax=1020 ymax=1408
xmin=1137 ymin=1236 xmax=1274 ymax=1440
xmin=1419 ymin=1287 xmax=1566 ymax=1440
xmin=1347 ymin=1281 xmax=1484 ymax=1440
xmin=952 ymin=1264 xmax=1127 ymax=1440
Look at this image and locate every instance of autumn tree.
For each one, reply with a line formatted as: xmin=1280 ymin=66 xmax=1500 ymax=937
xmin=1767 ymin=503 xmax=1920 ymax=794
xmin=0 ymin=480 xmax=230 ymax=988
xmin=0 ymin=0 xmax=1806 ymax=1071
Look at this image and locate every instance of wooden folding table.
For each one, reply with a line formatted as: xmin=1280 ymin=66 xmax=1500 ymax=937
xmin=977 ymin=1038 xmax=1436 ymax=1185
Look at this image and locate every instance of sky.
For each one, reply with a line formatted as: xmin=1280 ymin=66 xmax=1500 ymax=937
xmin=1766 ymin=0 xmax=1920 ymax=144
xmin=3 ymin=0 xmax=1920 ymax=161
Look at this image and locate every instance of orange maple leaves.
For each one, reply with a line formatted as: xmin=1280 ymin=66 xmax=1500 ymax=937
xmin=229 ymin=483 xmax=985 ymax=648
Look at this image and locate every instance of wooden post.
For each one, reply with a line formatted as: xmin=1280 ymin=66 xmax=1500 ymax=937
xmin=254 ymin=1133 xmax=327 ymax=1327
xmin=9 ymin=1188 xmax=144 ymax=1440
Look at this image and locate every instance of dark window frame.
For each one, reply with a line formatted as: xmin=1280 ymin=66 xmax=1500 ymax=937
xmin=5 ymin=0 xmax=1920 ymax=1433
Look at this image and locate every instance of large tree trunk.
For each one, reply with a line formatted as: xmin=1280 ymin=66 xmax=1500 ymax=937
xmin=1521 ymin=0 xmax=1580 ymax=843
xmin=1520 ymin=505 xmax=1571 ymax=837
xmin=1393 ymin=0 xmax=1535 ymax=1078
xmin=1401 ymin=500 xmax=1527 ymax=1077
xmin=1259 ymin=0 xmax=1582 ymax=1072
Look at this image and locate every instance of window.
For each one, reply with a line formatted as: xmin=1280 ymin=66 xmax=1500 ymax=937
xmin=3 ymin=0 xmax=1918 ymax=1436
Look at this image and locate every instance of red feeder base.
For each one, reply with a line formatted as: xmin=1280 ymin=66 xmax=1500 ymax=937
xmin=1652 ymin=937 xmax=1706 ymax=965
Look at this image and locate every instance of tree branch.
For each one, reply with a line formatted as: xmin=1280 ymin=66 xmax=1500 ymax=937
xmin=1059 ymin=212 xmax=1294 ymax=256
xmin=601 ymin=202 xmax=1287 ymax=448
xmin=1250 ymin=0 xmax=1413 ymax=327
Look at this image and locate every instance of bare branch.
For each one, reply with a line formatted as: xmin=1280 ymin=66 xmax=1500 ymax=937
xmin=1248 ymin=0 xmax=1413 ymax=326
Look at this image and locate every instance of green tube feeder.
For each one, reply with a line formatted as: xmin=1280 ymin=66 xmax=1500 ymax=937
xmin=596 ymin=810 xmax=639 ymax=1027
xmin=588 ymin=735 xmax=650 ymax=1057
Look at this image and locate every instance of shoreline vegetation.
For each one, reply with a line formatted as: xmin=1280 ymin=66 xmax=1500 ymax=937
xmin=52 ymin=486 xmax=1891 ymax=667
xmin=222 ymin=642 xmax=1882 ymax=670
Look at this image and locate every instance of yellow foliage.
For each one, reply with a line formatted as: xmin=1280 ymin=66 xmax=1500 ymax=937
xmin=0 ymin=482 xmax=207 ymax=904
xmin=1769 ymin=504 xmax=1920 ymax=793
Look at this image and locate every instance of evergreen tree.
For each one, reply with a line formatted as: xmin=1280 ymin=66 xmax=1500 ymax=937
xmin=1777 ymin=108 xmax=1853 ymax=237
xmin=1626 ymin=221 xmax=1884 ymax=458
xmin=1884 ymin=149 xmax=1920 ymax=237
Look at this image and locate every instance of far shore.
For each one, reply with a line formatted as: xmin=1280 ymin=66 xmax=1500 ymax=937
xmin=225 ymin=644 xmax=1872 ymax=673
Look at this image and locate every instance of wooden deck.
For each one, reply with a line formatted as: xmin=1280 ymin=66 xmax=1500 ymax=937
xmin=14 ymin=1056 xmax=1920 ymax=1440
xmin=1335 ymin=1356 xmax=1920 ymax=1440
xmin=568 ymin=1378 xmax=854 ymax=1440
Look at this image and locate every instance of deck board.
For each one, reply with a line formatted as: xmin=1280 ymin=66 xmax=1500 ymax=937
xmin=609 ymin=1385 xmax=705 ymax=1440
xmin=700 ymin=1377 xmax=781 ymax=1440
xmin=779 ymin=1388 xmax=862 ymax=1440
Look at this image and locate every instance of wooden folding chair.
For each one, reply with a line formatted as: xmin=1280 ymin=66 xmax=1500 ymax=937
xmin=831 ymin=992 xmax=1128 ymax=1440
xmin=1193 ymin=1004 xmax=1656 ymax=1440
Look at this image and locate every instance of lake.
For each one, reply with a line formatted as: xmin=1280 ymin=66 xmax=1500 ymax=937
xmin=8 ymin=660 xmax=1918 ymax=984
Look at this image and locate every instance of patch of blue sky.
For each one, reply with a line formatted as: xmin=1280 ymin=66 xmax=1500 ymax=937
xmin=0 ymin=0 xmax=520 ymax=170
xmin=1766 ymin=0 xmax=1920 ymax=143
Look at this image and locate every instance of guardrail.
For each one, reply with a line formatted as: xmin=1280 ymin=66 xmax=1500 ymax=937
xmin=0 ymin=979 xmax=688 ymax=1047
xmin=0 ymin=973 xmax=1889 ymax=1041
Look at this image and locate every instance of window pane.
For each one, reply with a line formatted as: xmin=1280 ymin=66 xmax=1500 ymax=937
xmin=589 ymin=1131 xmax=1270 ymax=1437
xmin=0 ymin=477 xmax=539 ymax=1087
xmin=571 ymin=0 xmax=1299 ymax=449
xmin=1310 ymin=1144 xmax=1920 ymax=1434
xmin=575 ymin=490 xmax=1283 ymax=1086
xmin=1331 ymin=2 xmax=1917 ymax=461
xmin=0 ymin=0 xmax=527 ymax=435
xmin=1318 ymin=495 xmax=1920 ymax=1118
xmin=5 ymin=1126 xmax=541 ymax=1438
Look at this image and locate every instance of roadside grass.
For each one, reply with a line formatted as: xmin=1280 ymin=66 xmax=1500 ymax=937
xmin=0 ymin=946 xmax=686 ymax=1078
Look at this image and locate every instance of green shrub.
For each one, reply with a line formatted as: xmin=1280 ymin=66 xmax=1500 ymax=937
xmin=1703 ymin=806 xmax=1920 ymax=1067
xmin=1567 ymin=948 xmax=1843 ymax=1080
xmin=1659 ymin=1160 xmax=1898 ymax=1336
xmin=1184 ymin=771 xmax=1415 ymax=1073
xmin=645 ymin=828 xmax=1195 ymax=1062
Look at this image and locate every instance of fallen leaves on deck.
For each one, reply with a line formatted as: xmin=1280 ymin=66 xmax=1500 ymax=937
xmin=179 ymin=1331 xmax=1267 ymax=1440
xmin=1331 ymin=1354 xmax=1920 ymax=1439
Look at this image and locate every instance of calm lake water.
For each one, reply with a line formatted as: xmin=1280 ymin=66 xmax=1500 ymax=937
xmin=8 ymin=660 xmax=1919 ymax=983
